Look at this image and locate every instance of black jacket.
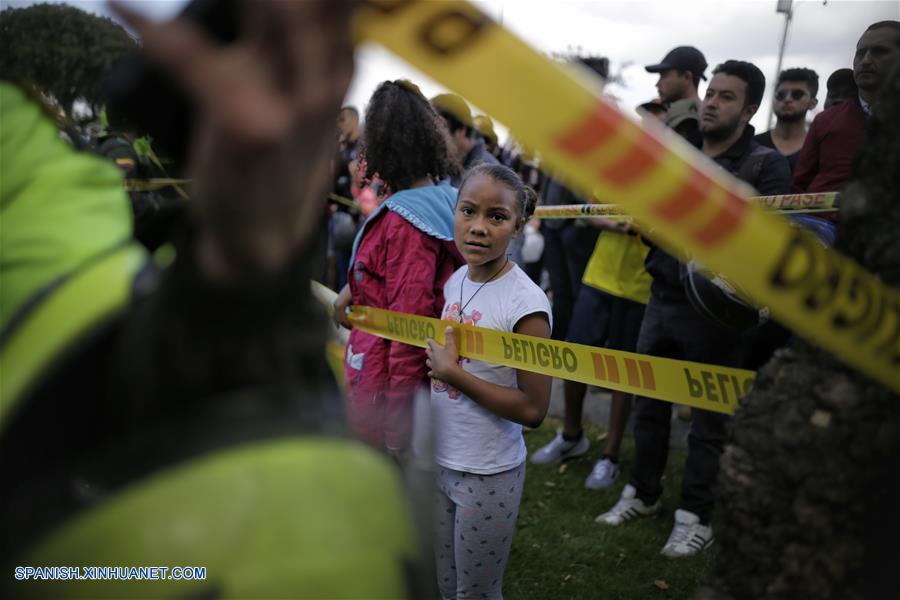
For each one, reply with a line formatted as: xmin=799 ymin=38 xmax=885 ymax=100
xmin=645 ymin=125 xmax=792 ymax=301
xmin=450 ymin=139 xmax=499 ymax=187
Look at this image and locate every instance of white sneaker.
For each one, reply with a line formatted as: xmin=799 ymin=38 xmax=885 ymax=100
xmin=661 ymin=509 xmax=714 ymax=558
xmin=595 ymin=484 xmax=660 ymax=525
xmin=585 ymin=457 xmax=619 ymax=490
xmin=530 ymin=431 xmax=589 ymax=464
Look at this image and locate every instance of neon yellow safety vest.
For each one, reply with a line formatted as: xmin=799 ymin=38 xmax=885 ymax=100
xmin=1 ymin=84 xmax=418 ymax=599
xmin=7 ymin=437 xmax=418 ymax=599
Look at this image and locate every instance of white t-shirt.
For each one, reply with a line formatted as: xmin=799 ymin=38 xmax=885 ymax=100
xmin=429 ymin=263 xmax=552 ymax=474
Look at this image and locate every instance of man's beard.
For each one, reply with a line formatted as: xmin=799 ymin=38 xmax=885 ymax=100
xmin=661 ymin=88 xmax=683 ymax=103
xmin=701 ymin=114 xmax=742 ymax=143
xmin=774 ymin=109 xmax=805 ymax=123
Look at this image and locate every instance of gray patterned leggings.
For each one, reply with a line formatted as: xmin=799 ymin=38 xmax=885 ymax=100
xmin=434 ymin=462 xmax=526 ymax=600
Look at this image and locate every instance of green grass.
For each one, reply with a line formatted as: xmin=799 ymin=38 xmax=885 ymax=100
xmin=504 ymin=419 xmax=716 ymax=599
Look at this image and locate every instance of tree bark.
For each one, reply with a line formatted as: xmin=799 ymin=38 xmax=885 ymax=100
xmin=698 ymin=63 xmax=900 ymax=600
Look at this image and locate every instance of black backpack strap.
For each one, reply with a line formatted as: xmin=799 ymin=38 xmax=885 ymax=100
xmin=737 ymin=144 xmax=771 ymax=188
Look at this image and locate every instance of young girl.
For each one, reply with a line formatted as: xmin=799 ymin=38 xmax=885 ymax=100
xmin=425 ymin=163 xmax=552 ymax=599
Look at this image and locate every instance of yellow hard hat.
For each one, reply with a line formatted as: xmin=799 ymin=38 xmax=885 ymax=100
xmin=430 ymin=93 xmax=474 ymax=126
xmin=473 ymin=114 xmax=498 ymax=145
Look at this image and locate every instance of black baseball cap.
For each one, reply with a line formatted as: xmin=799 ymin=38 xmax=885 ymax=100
xmin=645 ymin=46 xmax=708 ymax=81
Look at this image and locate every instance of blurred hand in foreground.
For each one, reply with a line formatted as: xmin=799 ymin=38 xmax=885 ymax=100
xmin=112 ymin=0 xmax=354 ymax=278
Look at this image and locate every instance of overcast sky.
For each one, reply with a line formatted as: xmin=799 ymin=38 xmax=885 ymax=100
xmin=4 ymin=0 xmax=899 ymax=139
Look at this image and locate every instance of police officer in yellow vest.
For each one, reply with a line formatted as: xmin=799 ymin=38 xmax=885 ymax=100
xmin=1 ymin=2 xmax=423 ymax=597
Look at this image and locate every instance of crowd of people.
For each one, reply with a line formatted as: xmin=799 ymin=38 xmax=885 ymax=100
xmin=321 ymin=18 xmax=899 ymax=595
xmin=1 ymin=0 xmax=898 ymax=596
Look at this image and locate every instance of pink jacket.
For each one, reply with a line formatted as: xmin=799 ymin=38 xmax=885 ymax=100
xmin=345 ymin=188 xmax=463 ymax=449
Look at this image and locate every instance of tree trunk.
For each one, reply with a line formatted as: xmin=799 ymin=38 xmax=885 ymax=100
xmin=698 ymin=64 xmax=900 ymax=600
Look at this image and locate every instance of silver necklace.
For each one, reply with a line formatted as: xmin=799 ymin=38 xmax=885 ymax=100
xmin=458 ymin=257 xmax=509 ymax=322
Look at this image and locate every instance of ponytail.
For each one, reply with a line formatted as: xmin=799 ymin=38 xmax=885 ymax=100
xmin=520 ymin=185 xmax=538 ymax=220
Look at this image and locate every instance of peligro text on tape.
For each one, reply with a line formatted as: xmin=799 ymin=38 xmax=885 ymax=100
xmin=534 ymin=192 xmax=840 ymax=219
xmin=349 ymin=305 xmax=756 ymax=415
xmin=750 ymin=191 xmax=839 ymax=211
xmin=355 ymin=1 xmax=900 ymax=393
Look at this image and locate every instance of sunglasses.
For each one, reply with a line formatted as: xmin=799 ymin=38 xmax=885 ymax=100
xmin=775 ymin=89 xmax=808 ymax=101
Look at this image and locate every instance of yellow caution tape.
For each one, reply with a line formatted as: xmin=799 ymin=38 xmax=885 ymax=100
xmin=311 ymin=280 xmax=338 ymax=317
xmin=535 ymin=206 xmax=836 ymax=220
xmin=534 ymin=192 xmax=839 ymax=219
xmin=356 ymin=1 xmax=900 ymax=393
xmin=310 ymin=281 xmax=348 ymax=387
xmin=348 ymin=305 xmax=754 ymax=415
xmin=328 ymin=192 xmax=361 ymax=212
xmin=310 ymin=282 xmax=754 ymax=413
xmin=749 ymin=191 xmax=839 ymax=211
xmin=312 ymin=280 xmax=751 ymax=413
xmin=144 ymin=145 xmax=191 ymax=201
xmin=124 ymin=178 xmax=192 ymax=193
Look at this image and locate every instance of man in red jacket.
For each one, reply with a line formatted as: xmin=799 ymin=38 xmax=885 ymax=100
xmin=793 ymin=20 xmax=899 ymax=193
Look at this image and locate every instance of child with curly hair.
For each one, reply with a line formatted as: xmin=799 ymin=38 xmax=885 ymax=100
xmin=335 ymin=80 xmax=464 ymax=455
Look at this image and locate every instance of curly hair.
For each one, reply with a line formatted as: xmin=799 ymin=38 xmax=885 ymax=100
xmin=362 ymin=80 xmax=460 ymax=191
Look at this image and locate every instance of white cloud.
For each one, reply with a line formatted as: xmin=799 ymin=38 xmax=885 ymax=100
xmin=348 ymin=0 xmax=898 ymax=136
xmin=6 ymin=0 xmax=899 ymax=137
